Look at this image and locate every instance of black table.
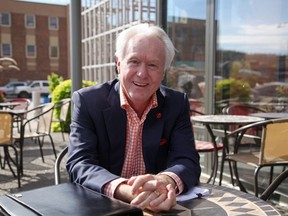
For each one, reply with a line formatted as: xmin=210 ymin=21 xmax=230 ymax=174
xmin=0 ymin=183 xmax=282 ymax=216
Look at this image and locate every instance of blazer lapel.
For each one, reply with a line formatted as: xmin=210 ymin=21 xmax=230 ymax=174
xmin=102 ymin=82 xmax=127 ymax=174
xmin=142 ymin=88 xmax=166 ymax=173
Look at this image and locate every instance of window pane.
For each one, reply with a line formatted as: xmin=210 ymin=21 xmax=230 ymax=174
xmin=0 ymin=13 xmax=10 ymax=26
xmin=2 ymin=44 xmax=11 ymax=56
xmin=166 ymin=0 xmax=206 ymax=112
xmin=27 ymin=45 xmax=36 ymax=57
xmin=26 ymin=15 xmax=35 ymax=28
xmin=49 ymin=17 xmax=58 ymax=29
xmin=50 ymin=46 xmax=58 ymax=58
xmin=215 ymin=0 xmax=288 ymax=113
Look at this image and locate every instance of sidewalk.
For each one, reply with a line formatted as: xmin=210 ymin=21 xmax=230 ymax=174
xmin=0 ymin=131 xmax=69 ymax=195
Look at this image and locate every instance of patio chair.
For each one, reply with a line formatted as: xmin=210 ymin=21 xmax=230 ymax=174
xmin=10 ymin=98 xmax=31 ymax=132
xmin=223 ymin=104 xmax=266 ymax=134
xmin=190 ymin=109 xmax=223 ymax=184
xmin=54 ymin=146 xmax=68 ymax=185
xmin=222 ymin=104 xmax=266 ymax=115
xmin=52 ymin=98 xmax=71 ymax=141
xmin=0 ymin=112 xmax=21 ymax=187
xmin=225 ymin=118 xmax=288 ymax=197
xmin=14 ymin=102 xmax=57 ymax=167
xmin=260 ymin=169 xmax=288 ymax=201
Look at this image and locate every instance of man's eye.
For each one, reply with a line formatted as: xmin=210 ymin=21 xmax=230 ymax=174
xmin=149 ymin=64 xmax=157 ymax=68
xmin=129 ymin=60 xmax=139 ymax=64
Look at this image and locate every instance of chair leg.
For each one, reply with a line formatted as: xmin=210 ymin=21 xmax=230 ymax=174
xmin=232 ymin=161 xmax=247 ymax=193
xmin=254 ymin=167 xmax=261 ymax=197
xmin=206 ymin=149 xmax=218 ymax=184
xmin=38 ymin=137 xmax=45 ymax=163
xmin=260 ymin=169 xmax=288 ymax=201
xmin=48 ymin=134 xmax=57 ymax=159
xmin=269 ymin=166 xmax=274 ymax=184
xmin=4 ymin=147 xmax=17 ymax=178
xmin=0 ymin=149 xmax=5 ymax=169
xmin=60 ymin=121 xmax=65 ymax=141
xmin=11 ymin=146 xmax=21 ymax=188
xmin=3 ymin=146 xmax=21 ymax=188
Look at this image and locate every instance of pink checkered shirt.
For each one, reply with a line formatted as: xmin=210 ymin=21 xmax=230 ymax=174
xmin=103 ymin=86 xmax=183 ymax=197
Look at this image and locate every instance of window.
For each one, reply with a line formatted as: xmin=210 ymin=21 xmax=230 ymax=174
xmin=26 ymin=45 xmax=36 ymax=57
xmin=49 ymin=17 xmax=58 ymax=30
xmin=0 ymin=13 xmax=11 ymax=26
xmin=1 ymin=43 xmax=12 ymax=57
xmin=25 ymin=15 xmax=35 ymax=28
xmin=215 ymin=0 xmax=288 ymax=113
xmin=43 ymin=82 xmax=49 ymax=87
xmin=31 ymin=83 xmax=40 ymax=88
xmin=50 ymin=46 xmax=59 ymax=58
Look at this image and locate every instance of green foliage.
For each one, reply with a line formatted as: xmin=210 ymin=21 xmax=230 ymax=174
xmin=51 ymin=79 xmax=97 ymax=132
xmin=48 ymin=72 xmax=64 ymax=93
xmin=215 ymin=78 xmax=251 ymax=102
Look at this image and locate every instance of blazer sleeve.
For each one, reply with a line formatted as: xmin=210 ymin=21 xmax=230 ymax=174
xmin=66 ymin=89 xmax=120 ymax=193
xmin=163 ymin=93 xmax=201 ymax=192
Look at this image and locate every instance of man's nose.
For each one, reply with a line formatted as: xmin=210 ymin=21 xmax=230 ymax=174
xmin=136 ymin=64 xmax=148 ymax=77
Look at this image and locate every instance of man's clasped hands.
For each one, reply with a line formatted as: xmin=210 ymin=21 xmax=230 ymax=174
xmin=115 ymin=174 xmax=177 ymax=212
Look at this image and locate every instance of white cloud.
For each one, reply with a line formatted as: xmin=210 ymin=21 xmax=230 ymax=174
xmin=219 ymin=24 xmax=288 ymax=54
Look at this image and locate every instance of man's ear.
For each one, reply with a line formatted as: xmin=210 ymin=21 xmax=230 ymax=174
xmin=115 ymin=57 xmax=120 ymax=75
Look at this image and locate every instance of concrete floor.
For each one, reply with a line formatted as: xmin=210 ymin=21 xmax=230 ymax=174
xmin=0 ymin=132 xmax=69 ymax=195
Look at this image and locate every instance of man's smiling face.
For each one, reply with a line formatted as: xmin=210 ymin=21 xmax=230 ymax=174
xmin=117 ymin=34 xmax=165 ymax=111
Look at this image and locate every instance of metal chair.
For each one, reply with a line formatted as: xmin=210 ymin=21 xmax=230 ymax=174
xmin=0 ymin=112 xmax=21 ymax=187
xmin=223 ymin=104 xmax=266 ymax=134
xmin=190 ymin=109 xmax=223 ymax=184
xmin=10 ymin=98 xmax=31 ymax=132
xmin=222 ymin=104 xmax=266 ymax=115
xmin=52 ymin=98 xmax=71 ymax=141
xmin=14 ymin=102 xmax=57 ymax=168
xmin=225 ymin=118 xmax=288 ymax=197
xmin=260 ymin=169 xmax=288 ymax=201
xmin=54 ymin=146 xmax=68 ymax=185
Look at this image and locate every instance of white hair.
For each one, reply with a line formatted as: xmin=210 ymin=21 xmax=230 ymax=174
xmin=115 ymin=23 xmax=175 ymax=71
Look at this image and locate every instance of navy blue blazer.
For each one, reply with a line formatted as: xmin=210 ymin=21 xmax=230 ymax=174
xmin=66 ymin=79 xmax=200 ymax=193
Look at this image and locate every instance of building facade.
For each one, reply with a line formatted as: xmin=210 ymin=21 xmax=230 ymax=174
xmin=0 ymin=0 xmax=69 ymax=86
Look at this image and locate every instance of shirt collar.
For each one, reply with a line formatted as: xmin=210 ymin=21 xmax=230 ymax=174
xmin=120 ymin=85 xmax=158 ymax=111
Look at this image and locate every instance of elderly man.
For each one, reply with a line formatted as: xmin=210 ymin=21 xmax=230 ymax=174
xmin=67 ymin=23 xmax=200 ymax=212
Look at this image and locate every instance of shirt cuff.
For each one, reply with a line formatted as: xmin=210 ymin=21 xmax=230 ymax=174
xmin=159 ymin=171 xmax=184 ymax=195
xmin=103 ymin=177 xmax=128 ymax=198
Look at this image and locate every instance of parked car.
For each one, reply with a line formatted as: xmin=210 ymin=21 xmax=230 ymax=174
xmin=0 ymin=81 xmax=28 ymax=98
xmin=15 ymin=80 xmax=50 ymax=98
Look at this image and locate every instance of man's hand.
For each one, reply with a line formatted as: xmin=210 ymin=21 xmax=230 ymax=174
xmin=126 ymin=174 xmax=177 ymax=212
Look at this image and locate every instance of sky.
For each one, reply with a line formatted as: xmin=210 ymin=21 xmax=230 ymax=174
xmin=18 ymin=0 xmax=69 ymax=5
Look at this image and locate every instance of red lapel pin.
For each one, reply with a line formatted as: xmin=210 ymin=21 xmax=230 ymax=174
xmin=156 ymin=113 xmax=162 ymax=119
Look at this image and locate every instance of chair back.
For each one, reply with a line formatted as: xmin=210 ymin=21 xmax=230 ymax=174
xmin=37 ymin=103 xmax=54 ymax=134
xmin=59 ymin=98 xmax=71 ymax=121
xmin=10 ymin=98 xmax=31 ymax=111
xmin=54 ymin=146 xmax=68 ymax=185
xmin=0 ymin=112 xmax=13 ymax=144
xmin=224 ymin=104 xmax=266 ymax=115
xmin=260 ymin=119 xmax=288 ymax=164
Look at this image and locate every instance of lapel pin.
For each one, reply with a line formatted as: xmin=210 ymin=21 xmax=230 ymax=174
xmin=156 ymin=113 xmax=162 ymax=119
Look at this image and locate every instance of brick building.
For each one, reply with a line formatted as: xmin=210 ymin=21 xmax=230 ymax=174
xmin=0 ymin=0 xmax=69 ymax=86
